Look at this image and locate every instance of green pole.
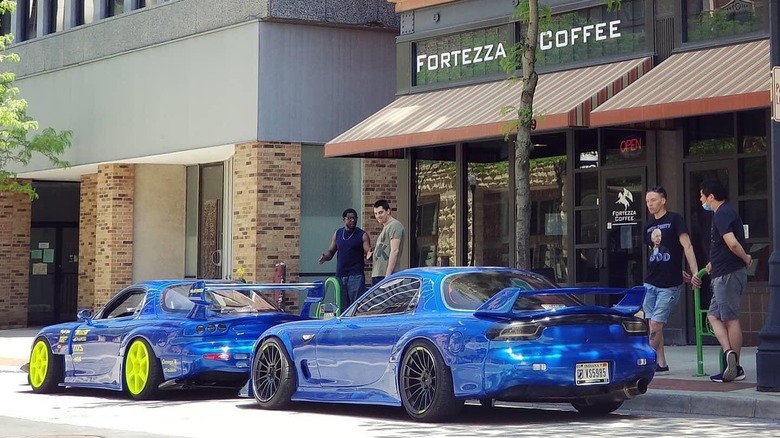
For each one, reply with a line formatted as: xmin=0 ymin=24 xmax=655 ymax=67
xmin=694 ymin=268 xmax=709 ymax=376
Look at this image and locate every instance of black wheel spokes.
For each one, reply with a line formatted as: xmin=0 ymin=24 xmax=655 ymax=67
xmin=254 ymin=345 xmax=282 ymax=402
xmin=403 ymin=348 xmax=437 ymax=413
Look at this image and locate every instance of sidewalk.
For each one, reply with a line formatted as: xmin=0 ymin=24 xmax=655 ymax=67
xmin=2 ymin=328 xmax=779 ymax=420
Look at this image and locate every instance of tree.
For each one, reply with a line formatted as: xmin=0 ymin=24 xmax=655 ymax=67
xmin=502 ymin=0 xmax=620 ymax=269
xmin=0 ymin=0 xmax=71 ymax=199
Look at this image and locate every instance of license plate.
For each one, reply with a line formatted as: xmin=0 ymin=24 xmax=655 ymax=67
xmin=575 ymin=362 xmax=610 ymax=385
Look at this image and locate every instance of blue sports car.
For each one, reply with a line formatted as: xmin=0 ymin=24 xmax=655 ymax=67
xmin=248 ymin=267 xmax=656 ymax=422
xmin=27 ymin=279 xmax=328 ymax=400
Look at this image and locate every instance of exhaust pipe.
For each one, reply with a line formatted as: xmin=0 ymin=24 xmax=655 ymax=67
xmin=622 ymin=378 xmax=649 ymax=399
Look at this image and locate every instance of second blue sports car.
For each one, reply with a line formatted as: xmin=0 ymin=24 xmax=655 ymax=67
xmin=248 ymin=267 xmax=656 ymax=422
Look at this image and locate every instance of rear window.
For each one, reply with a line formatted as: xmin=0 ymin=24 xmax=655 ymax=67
xmin=161 ymin=284 xmax=281 ymax=314
xmin=442 ymin=270 xmax=580 ymax=311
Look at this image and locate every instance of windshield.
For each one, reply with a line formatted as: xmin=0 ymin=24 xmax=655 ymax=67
xmin=162 ymin=285 xmax=281 ymax=313
xmin=442 ymin=270 xmax=581 ymax=311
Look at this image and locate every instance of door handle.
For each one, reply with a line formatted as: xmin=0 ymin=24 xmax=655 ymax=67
xmin=596 ymin=248 xmax=604 ymax=269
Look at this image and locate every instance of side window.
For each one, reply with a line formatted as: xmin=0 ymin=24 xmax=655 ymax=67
xmin=353 ymin=277 xmax=421 ymax=317
xmin=101 ymin=289 xmax=146 ymax=319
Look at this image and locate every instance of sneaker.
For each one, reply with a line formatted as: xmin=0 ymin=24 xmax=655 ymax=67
xmin=710 ymin=372 xmax=725 ymax=383
xmin=655 ymin=364 xmax=670 ymax=373
xmin=722 ymin=349 xmax=738 ymax=382
xmin=734 ymin=366 xmax=746 ymax=381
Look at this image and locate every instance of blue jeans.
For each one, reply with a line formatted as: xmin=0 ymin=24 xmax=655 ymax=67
xmin=339 ymin=274 xmax=366 ymax=309
xmin=642 ymin=283 xmax=681 ymax=324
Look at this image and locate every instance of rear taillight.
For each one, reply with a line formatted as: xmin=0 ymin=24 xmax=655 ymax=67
xmin=487 ymin=322 xmax=543 ymax=341
xmin=621 ymin=318 xmax=648 ymax=335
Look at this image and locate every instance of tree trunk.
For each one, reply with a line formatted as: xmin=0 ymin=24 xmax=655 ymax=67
xmin=514 ymin=0 xmax=539 ymax=269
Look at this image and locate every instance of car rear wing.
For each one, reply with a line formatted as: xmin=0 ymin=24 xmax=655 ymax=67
xmin=473 ymin=285 xmax=646 ymax=319
xmin=186 ymin=280 xmax=328 ymax=320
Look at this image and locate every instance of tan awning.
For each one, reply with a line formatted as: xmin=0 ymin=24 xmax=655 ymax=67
xmin=325 ymin=57 xmax=653 ymax=157
xmin=590 ymin=39 xmax=769 ymax=127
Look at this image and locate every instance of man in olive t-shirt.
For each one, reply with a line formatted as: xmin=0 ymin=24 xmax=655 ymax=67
xmin=369 ymin=199 xmax=405 ymax=285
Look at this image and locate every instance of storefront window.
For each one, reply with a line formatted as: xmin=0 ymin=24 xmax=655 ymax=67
xmin=603 ymin=130 xmax=646 ymax=165
xmin=684 ymin=0 xmax=768 ymax=43
xmin=414 ymin=146 xmax=457 ymax=267
xmin=534 ymin=0 xmax=646 ymax=69
xmin=466 ymin=141 xmax=510 ymax=268
xmin=685 ymin=113 xmax=735 ymax=156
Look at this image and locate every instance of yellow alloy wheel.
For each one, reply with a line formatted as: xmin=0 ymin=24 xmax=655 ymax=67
xmin=125 ymin=340 xmax=151 ymax=395
xmin=29 ymin=340 xmax=50 ymax=389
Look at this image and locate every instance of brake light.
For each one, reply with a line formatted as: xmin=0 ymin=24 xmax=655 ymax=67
xmin=203 ymin=352 xmax=231 ymax=361
xmin=621 ymin=318 xmax=648 ymax=335
xmin=487 ymin=322 xmax=543 ymax=341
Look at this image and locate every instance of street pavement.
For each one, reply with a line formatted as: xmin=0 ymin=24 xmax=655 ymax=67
xmin=2 ymin=327 xmax=779 ymax=421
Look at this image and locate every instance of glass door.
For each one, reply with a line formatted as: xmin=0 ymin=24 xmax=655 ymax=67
xmin=601 ymin=168 xmax=645 ymax=296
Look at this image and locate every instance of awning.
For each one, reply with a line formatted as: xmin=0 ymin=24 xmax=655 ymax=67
xmin=590 ymin=39 xmax=769 ymax=127
xmin=325 ymin=57 xmax=653 ymax=157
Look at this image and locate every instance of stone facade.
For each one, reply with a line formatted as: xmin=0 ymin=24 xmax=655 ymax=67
xmin=78 ymin=173 xmax=98 ymax=311
xmin=0 ymin=190 xmax=32 ymax=329
xmin=232 ymin=142 xmax=302 ymax=284
xmin=93 ymin=164 xmax=135 ymax=309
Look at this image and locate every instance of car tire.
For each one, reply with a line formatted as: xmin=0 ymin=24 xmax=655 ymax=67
xmin=28 ymin=336 xmax=64 ymax=394
xmin=252 ymin=337 xmax=296 ymax=409
xmin=123 ymin=338 xmax=163 ymax=400
xmin=399 ymin=340 xmax=463 ymax=422
xmin=571 ymin=400 xmax=624 ymax=415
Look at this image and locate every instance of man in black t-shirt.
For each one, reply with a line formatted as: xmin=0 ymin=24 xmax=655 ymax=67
xmin=643 ymin=186 xmax=700 ymax=374
xmin=699 ymin=179 xmax=752 ymax=383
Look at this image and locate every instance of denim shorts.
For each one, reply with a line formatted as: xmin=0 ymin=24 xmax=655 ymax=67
xmin=339 ymin=274 xmax=366 ymax=308
xmin=643 ymin=283 xmax=681 ymax=324
xmin=708 ymin=267 xmax=747 ymax=322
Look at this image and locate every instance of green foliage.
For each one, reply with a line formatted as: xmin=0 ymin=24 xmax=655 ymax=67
xmin=0 ymin=0 xmax=72 ymax=199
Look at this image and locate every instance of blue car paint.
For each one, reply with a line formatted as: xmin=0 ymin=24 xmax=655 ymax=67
xmin=249 ymin=267 xmax=656 ymax=408
xmin=31 ymin=279 xmax=321 ymax=394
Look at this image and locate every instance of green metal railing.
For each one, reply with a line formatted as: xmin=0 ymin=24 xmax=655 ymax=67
xmin=315 ymin=277 xmax=342 ymax=319
xmin=693 ymin=267 xmax=724 ymax=376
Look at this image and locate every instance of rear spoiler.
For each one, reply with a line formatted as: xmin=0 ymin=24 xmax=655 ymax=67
xmin=186 ymin=280 xmax=326 ymax=320
xmin=473 ymin=285 xmax=646 ymax=319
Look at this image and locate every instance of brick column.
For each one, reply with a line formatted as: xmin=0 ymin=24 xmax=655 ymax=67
xmin=78 ymin=173 xmax=97 ymax=310
xmin=232 ymin=141 xmax=301 ymax=283
xmin=0 ymin=189 xmax=32 ymax=329
xmin=362 ymin=159 xmax=398 ymax=275
xmin=94 ymin=164 xmax=134 ymax=308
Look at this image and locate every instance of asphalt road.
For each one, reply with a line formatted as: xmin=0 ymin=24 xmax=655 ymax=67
xmin=1 ymin=370 xmax=778 ymax=438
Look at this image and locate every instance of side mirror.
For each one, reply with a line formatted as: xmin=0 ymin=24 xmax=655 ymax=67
xmin=77 ymin=308 xmax=94 ymax=322
xmin=321 ymin=303 xmax=339 ymax=320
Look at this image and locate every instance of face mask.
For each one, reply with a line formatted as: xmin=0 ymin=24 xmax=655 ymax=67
xmin=702 ymin=200 xmax=713 ymax=212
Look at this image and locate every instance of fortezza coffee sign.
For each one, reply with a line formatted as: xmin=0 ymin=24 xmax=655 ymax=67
xmin=540 ymin=20 xmax=622 ymax=51
xmin=416 ymin=43 xmax=507 ymax=73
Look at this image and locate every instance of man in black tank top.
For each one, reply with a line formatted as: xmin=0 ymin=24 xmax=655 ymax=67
xmin=319 ymin=208 xmax=371 ymax=309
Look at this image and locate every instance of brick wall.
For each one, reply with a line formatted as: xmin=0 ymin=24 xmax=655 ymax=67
xmin=361 ymin=159 xmax=398 ymax=277
xmin=93 ymin=164 xmax=135 ymax=308
xmin=232 ymin=142 xmax=301 ymax=283
xmin=78 ymin=173 xmax=97 ymax=310
xmin=0 ymin=189 xmax=31 ymax=329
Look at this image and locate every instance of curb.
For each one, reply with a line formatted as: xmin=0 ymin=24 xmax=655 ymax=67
xmin=622 ymin=389 xmax=780 ymax=420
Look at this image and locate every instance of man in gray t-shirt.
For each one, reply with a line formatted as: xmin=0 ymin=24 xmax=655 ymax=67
xmin=368 ymin=199 xmax=405 ymax=285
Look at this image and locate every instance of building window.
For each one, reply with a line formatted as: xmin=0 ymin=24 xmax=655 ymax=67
xmin=0 ymin=4 xmax=11 ymax=36
xmin=46 ymin=0 xmax=65 ymax=34
xmin=106 ymin=0 xmax=123 ymax=17
xmin=300 ymin=145 xmax=362 ymax=277
xmin=684 ymin=109 xmax=770 ymax=282
xmin=683 ymin=0 xmax=768 ymax=43
xmin=414 ymin=146 xmax=457 ymax=267
xmin=75 ymin=0 xmax=95 ymax=25
xmin=20 ymin=0 xmax=37 ymax=40
xmin=533 ymin=0 xmax=646 ymax=69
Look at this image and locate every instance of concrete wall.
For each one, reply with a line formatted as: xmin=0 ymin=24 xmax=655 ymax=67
xmin=257 ymin=22 xmax=398 ymax=144
xmin=11 ymin=22 xmax=260 ymax=173
xmin=132 ymin=164 xmax=186 ymax=281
